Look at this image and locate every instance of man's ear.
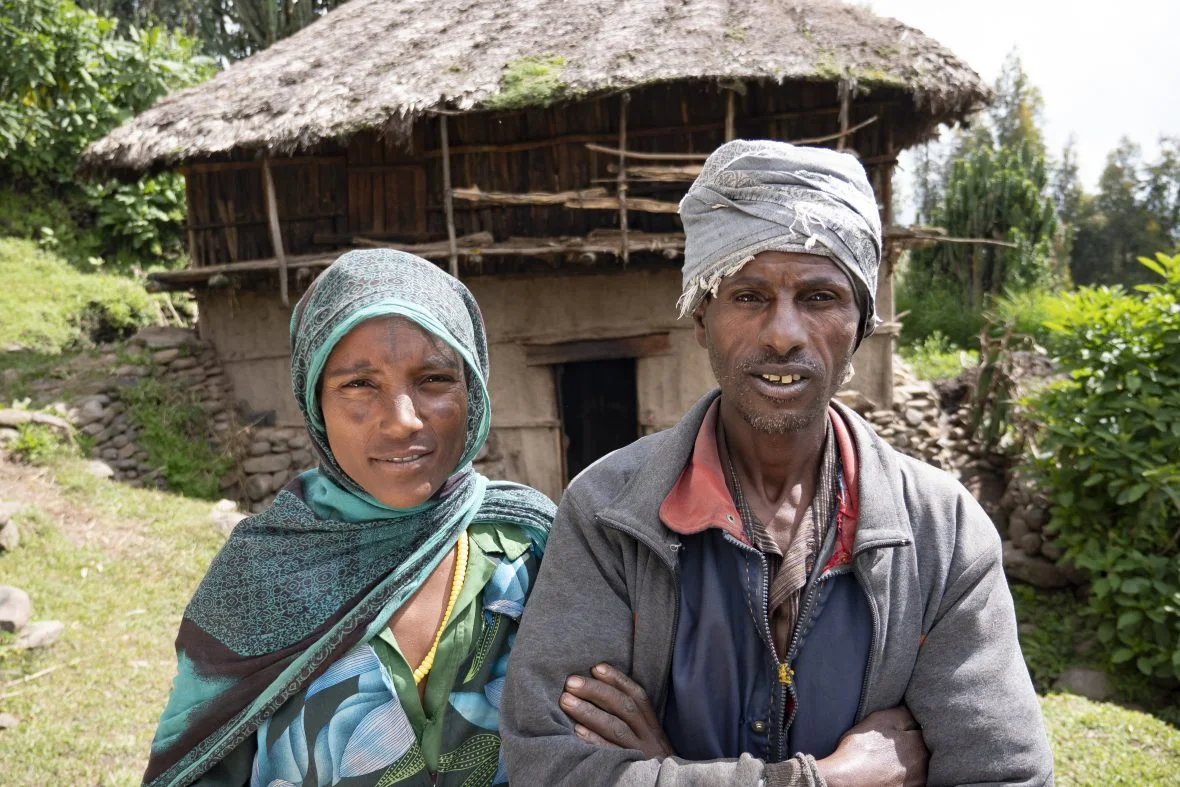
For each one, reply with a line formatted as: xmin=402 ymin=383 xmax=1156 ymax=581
xmin=692 ymin=299 xmax=710 ymax=349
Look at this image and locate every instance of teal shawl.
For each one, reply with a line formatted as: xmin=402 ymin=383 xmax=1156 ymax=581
xmin=143 ymin=250 xmax=555 ymax=787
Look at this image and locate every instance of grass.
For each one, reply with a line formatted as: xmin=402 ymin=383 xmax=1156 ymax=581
xmin=1042 ymin=693 xmax=1180 ymax=785
xmin=0 ymin=456 xmax=222 ymax=786
xmin=0 ymin=238 xmax=156 ymax=353
xmin=122 ymin=377 xmax=235 ymax=499
xmin=0 ymin=447 xmax=1178 ymax=783
xmin=485 ymin=54 xmax=571 ymax=110
xmin=900 ymin=330 xmax=979 ymax=381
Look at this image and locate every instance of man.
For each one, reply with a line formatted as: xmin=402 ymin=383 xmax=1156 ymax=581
xmin=502 ymin=141 xmax=1053 ymax=786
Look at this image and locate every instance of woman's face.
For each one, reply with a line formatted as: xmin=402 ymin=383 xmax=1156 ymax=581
xmin=319 ymin=315 xmax=469 ymax=509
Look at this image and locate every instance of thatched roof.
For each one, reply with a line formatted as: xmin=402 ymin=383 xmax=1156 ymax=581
xmin=81 ymin=0 xmax=988 ymax=176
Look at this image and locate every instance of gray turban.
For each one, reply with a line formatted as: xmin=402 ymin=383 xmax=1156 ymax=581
xmin=678 ymin=140 xmax=883 ymax=343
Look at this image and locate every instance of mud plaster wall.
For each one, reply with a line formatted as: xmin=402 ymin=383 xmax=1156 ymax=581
xmin=198 ymin=267 xmax=890 ymax=501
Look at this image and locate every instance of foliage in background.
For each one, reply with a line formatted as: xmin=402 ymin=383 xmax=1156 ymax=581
xmin=77 ymin=0 xmax=347 ymax=61
xmin=0 ymin=0 xmax=215 ymax=269
xmin=10 ymin=422 xmax=77 ymax=464
xmin=1028 ymin=253 xmax=1180 ymax=681
xmin=122 ymin=376 xmax=233 ymax=498
xmin=899 ymin=330 xmax=977 ymax=382
xmin=0 ymin=238 xmax=156 ymax=352
xmin=902 ymin=53 xmax=1059 ymax=353
xmin=1061 ymin=137 xmax=1180 ymax=287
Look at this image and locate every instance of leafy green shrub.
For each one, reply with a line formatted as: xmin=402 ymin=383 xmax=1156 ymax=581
xmin=0 ymin=0 xmax=215 ymax=269
xmin=896 ymin=274 xmax=985 ymax=349
xmin=901 ymin=330 xmax=978 ymax=381
xmin=122 ymin=377 xmax=232 ymax=499
xmin=988 ymin=287 xmax=1060 ymax=348
xmin=10 ymin=423 xmax=75 ymax=464
xmin=1028 ymin=252 xmax=1180 ymax=680
xmin=0 ymin=238 xmax=156 ymax=351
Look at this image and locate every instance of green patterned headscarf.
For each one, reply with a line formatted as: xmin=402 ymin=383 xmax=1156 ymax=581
xmin=291 ymin=248 xmax=493 ymax=517
xmin=142 ymin=250 xmax=554 ymax=787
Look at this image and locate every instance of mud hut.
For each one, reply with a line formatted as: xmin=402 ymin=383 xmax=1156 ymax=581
xmin=82 ymin=0 xmax=988 ymax=501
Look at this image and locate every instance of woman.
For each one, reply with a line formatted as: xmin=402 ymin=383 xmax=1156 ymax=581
xmin=143 ymin=250 xmax=555 ymax=787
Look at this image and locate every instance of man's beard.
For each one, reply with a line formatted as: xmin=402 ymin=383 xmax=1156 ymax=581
xmin=709 ymin=344 xmax=854 ymax=436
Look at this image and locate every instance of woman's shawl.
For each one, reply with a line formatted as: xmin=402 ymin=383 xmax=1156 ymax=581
xmin=143 ymin=251 xmax=555 ymax=786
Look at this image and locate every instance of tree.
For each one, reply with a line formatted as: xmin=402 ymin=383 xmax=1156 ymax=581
xmin=906 ymin=52 xmax=1058 ymax=312
xmin=0 ymin=0 xmax=216 ymax=266
xmin=76 ymin=0 xmax=347 ymax=60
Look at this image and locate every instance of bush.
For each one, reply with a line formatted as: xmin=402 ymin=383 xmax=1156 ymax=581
xmin=988 ymin=287 xmax=1060 ymax=348
xmin=1027 ymin=252 xmax=1180 ymax=680
xmin=122 ymin=377 xmax=233 ymax=499
xmin=0 ymin=237 xmax=156 ymax=351
xmin=10 ymin=422 xmax=76 ymax=464
xmin=896 ymin=275 xmax=985 ymax=350
xmin=0 ymin=0 xmax=216 ymax=269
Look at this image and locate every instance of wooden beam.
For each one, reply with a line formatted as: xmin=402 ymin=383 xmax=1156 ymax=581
xmin=793 ymin=115 xmax=878 ymax=147
xmin=725 ymin=90 xmax=736 ymax=141
xmin=618 ymin=93 xmax=631 ymax=263
xmin=587 ymin=117 xmax=878 ymax=163
xmin=180 ymin=155 xmax=346 ymax=175
xmin=837 ymin=80 xmax=851 ymax=151
xmin=260 ymin=155 xmax=288 ymax=307
xmin=440 ymin=115 xmax=459 ymax=278
xmin=452 ymin=186 xmax=608 ymax=206
xmin=523 ymin=333 xmax=672 ymax=366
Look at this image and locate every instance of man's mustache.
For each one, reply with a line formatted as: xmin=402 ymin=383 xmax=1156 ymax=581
xmin=737 ymin=351 xmax=824 ymax=376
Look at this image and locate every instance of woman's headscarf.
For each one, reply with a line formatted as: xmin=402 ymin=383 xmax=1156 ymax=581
xmin=142 ymin=250 xmax=554 ymax=787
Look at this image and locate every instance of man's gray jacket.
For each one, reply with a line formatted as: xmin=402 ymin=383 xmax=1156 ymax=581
xmin=502 ymin=391 xmax=1054 ymax=786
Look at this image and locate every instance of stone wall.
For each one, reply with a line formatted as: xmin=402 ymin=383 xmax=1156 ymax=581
xmin=68 ymin=327 xmax=236 ymax=488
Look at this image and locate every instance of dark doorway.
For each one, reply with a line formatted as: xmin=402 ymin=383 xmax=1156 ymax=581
xmin=558 ymin=357 xmax=639 ymax=482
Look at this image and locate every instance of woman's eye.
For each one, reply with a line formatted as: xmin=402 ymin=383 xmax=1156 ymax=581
xmin=343 ymin=379 xmax=373 ymax=389
xmin=423 ymin=374 xmax=457 ymax=385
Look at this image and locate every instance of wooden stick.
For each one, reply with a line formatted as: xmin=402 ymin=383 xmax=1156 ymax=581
xmin=587 ymin=117 xmax=878 ymax=161
xmin=725 ymin=90 xmax=736 ymax=142
xmin=440 ymin=115 xmax=459 ymax=279
xmin=261 ymin=155 xmax=288 ymax=307
xmin=618 ymin=93 xmax=631 ymax=263
xmin=452 ymin=186 xmax=608 ymax=206
xmin=0 ymin=660 xmax=77 ymax=690
xmin=793 ymin=115 xmax=878 ymax=147
xmin=586 ymin=143 xmax=709 ymax=161
xmin=623 ymin=164 xmax=702 ymax=182
xmin=837 ymin=80 xmax=851 ymax=151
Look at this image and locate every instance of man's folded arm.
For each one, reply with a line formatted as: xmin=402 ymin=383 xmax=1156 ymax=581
xmin=903 ymin=492 xmax=1054 ymax=787
xmin=501 ymin=488 xmax=797 ymax=786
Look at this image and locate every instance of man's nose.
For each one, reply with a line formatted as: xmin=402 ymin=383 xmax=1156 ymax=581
xmin=761 ymin=298 xmax=806 ymax=356
xmin=380 ymin=392 xmax=424 ymax=437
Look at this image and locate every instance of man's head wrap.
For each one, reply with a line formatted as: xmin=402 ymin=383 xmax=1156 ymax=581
xmin=677 ymin=140 xmax=883 ymax=344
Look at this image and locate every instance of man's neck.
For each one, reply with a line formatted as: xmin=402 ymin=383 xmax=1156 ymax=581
xmin=717 ymin=396 xmax=828 ymax=515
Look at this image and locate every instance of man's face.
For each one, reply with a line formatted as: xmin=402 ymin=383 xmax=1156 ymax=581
xmin=693 ymin=251 xmax=860 ymax=435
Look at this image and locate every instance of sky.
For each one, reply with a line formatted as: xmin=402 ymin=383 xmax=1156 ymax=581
xmin=864 ymin=0 xmax=1179 ymax=212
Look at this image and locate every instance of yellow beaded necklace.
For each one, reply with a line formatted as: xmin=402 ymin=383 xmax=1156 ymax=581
xmin=412 ymin=532 xmax=469 ymax=685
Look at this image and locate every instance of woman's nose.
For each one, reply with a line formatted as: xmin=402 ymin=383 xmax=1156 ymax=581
xmin=381 ymin=392 xmax=424 ymax=436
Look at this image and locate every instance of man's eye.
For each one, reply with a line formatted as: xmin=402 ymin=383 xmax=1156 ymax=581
xmin=806 ymin=291 xmax=837 ymax=302
xmin=733 ymin=292 xmax=762 ymax=303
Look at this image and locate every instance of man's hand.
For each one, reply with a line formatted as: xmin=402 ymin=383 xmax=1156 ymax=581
xmin=560 ymin=663 xmax=676 ymax=759
xmin=816 ymin=706 xmax=928 ymax=787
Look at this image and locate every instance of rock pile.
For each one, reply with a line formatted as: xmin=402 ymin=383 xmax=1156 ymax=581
xmin=843 ymin=356 xmax=1076 ymax=589
xmin=235 ymin=427 xmax=317 ymax=513
xmin=68 ymin=327 xmax=237 ymax=488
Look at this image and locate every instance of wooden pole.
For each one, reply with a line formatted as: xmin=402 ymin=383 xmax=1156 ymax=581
xmin=618 ymin=93 xmax=631 ymax=264
xmin=440 ymin=114 xmax=460 ymax=278
xmin=725 ymin=90 xmax=736 ymax=141
xmin=261 ymin=155 xmax=288 ymax=307
xmin=837 ymin=79 xmax=851 ymax=151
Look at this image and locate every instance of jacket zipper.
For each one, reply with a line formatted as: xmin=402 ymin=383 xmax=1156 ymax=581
xmin=596 ymin=516 xmax=682 ymax=713
xmin=725 ymin=534 xmax=795 ymax=761
xmin=851 ymin=538 xmax=911 ymax=722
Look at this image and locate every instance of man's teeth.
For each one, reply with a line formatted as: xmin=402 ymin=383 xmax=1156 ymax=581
xmin=760 ymin=373 xmax=801 ymax=384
